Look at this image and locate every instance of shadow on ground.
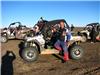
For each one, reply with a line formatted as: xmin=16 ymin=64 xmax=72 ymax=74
xmin=1 ymin=51 xmax=16 ymax=75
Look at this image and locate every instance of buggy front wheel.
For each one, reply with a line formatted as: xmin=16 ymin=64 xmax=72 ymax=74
xmin=1 ymin=35 xmax=8 ymax=43
xmin=21 ymin=47 xmax=39 ymax=62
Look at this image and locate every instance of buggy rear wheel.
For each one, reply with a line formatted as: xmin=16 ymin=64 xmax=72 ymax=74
xmin=70 ymin=45 xmax=84 ymax=60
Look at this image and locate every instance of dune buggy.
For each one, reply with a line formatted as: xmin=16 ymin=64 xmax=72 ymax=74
xmin=1 ymin=22 xmax=32 ymax=43
xmin=78 ymin=23 xmax=100 ymax=42
xmin=20 ymin=18 xmax=84 ymax=62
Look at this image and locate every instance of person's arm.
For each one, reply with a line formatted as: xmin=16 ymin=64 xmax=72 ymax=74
xmin=66 ymin=32 xmax=72 ymax=47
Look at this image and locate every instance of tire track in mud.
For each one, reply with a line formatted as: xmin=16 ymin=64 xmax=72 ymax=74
xmin=70 ymin=43 xmax=100 ymax=75
xmin=71 ymin=62 xmax=100 ymax=75
xmin=84 ymin=67 xmax=100 ymax=75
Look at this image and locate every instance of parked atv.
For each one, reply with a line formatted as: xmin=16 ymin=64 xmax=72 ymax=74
xmin=78 ymin=23 xmax=100 ymax=42
xmin=20 ymin=18 xmax=84 ymax=62
xmin=1 ymin=22 xmax=32 ymax=43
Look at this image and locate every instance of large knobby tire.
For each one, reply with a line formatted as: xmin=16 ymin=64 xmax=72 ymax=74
xmin=22 ymin=47 xmax=39 ymax=62
xmin=1 ymin=35 xmax=8 ymax=43
xmin=70 ymin=45 xmax=84 ymax=60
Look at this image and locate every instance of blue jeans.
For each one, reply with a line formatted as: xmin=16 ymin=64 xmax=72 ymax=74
xmin=54 ymin=40 xmax=68 ymax=53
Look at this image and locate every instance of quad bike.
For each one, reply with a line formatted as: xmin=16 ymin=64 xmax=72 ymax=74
xmin=1 ymin=22 xmax=32 ymax=43
xmin=20 ymin=18 xmax=84 ymax=62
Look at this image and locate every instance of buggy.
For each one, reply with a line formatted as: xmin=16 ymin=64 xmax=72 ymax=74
xmin=1 ymin=22 xmax=32 ymax=43
xmin=78 ymin=23 xmax=100 ymax=42
xmin=20 ymin=18 xmax=84 ymax=62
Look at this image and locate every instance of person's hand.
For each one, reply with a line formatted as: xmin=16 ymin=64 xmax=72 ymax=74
xmin=47 ymin=37 xmax=51 ymax=40
xmin=67 ymin=42 xmax=70 ymax=47
xmin=62 ymin=31 xmax=66 ymax=36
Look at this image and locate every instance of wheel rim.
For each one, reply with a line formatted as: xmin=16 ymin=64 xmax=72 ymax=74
xmin=25 ymin=50 xmax=35 ymax=59
xmin=73 ymin=49 xmax=81 ymax=57
xmin=74 ymin=50 xmax=80 ymax=55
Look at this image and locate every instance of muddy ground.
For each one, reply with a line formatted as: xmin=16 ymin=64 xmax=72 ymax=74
xmin=1 ymin=28 xmax=100 ymax=75
xmin=1 ymin=39 xmax=100 ymax=75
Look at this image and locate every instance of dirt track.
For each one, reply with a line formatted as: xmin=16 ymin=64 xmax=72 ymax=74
xmin=1 ymin=40 xmax=100 ymax=75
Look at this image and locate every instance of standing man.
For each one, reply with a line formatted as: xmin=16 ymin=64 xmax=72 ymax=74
xmin=54 ymin=21 xmax=71 ymax=62
xmin=90 ymin=25 xmax=97 ymax=43
xmin=71 ymin=24 xmax=75 ymax=31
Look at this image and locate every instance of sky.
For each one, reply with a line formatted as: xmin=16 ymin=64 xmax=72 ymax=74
xmin=1 ymin=0 xmax=100 ymax=1
xmin=1 ymin=1 xmax=100 ymax=28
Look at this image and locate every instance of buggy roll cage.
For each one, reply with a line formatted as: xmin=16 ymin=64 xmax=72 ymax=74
xmin=34 ymin=18 xmax=70 ymax=32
